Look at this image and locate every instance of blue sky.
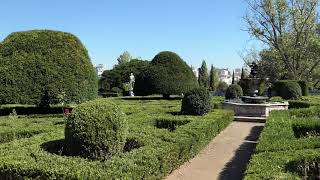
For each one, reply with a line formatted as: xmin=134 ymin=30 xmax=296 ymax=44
xmin=0 ymin=0 xmax=259 ymax=70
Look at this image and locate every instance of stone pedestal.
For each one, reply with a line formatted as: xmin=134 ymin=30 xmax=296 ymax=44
xmin=222 ymin=101 xmax=289 ymax=122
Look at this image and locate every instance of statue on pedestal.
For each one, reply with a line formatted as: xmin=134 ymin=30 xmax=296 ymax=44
xmin=129 ymin=73 xmax=135 ymax=96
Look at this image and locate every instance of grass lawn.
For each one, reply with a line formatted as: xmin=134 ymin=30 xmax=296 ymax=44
xmin=0 ymin=97 xmax=233 ymax=179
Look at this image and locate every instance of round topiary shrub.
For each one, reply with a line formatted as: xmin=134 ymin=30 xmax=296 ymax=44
xmin=225 ymin=84 xmax=243 ymax=99
xmin=181 ymin=88 xmax=212 ymax=115
xmin=0 ymin=30 xmax=98 ymax=107
xmin=148 ymin=51 xmax=198 ymax=98
xmin=65 ymin=99 xmax=128 ymax=160
xmin=273 ymin=80 xmax=302 ymax=100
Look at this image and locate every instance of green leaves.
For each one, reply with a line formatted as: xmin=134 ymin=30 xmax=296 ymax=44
xmin=0 ymin=30 xmax=98 ymax=107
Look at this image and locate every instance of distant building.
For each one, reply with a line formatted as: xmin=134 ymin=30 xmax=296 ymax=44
xmin=219 ymin=68 xmax=232 ymax=85
xmin=95 ymin=64 xmax=107 ymax=77
xmin=218 ymin=68 xmax=242 ymax=85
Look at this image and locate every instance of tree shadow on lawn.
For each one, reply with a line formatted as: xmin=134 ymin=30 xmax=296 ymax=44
xmin=120 ymin=96 xmax=182 ymax=101
xmin=218 ymin=125 xmax=264 ymax=180
xmin=41 ymin=138 xmax=144 ymax=157
xmin=0 ymin=107 xmax=63 ymax=116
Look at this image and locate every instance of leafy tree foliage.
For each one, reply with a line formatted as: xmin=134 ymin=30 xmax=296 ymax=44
xmin=117 ymin=51 xmax=132 ymax=65
xmin=198 ymin=60 xmax=209 ymax=88
xmin=209 ymin=65 xmax=219 ymax=92
xmin=0 ymin=30 xmax=98 ymax=107
xmin=148 ymin=51 xmax=198 ymax=98
xmin=245 ymin=0 xmax=320 ymax=80
xmin=99 ymin=59 xmax=150 ymax=94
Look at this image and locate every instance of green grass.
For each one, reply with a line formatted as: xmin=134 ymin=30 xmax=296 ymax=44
xmin=0 ymin=97 xmax=233 ymax=179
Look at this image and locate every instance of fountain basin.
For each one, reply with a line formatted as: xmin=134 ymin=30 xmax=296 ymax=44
xmin=241 ymin=96 xmax=269 ymax=104
xmin=222 ymin=101 xmax=289 ymax=122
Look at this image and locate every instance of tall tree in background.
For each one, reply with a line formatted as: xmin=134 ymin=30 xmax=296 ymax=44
xmin=209 ymin=65 xmax=220 ymax=92
xmin=198 ymin=60 xmax=209 ymax=88
xmin=245 ymin=0 xmax=320 ymax=80
xmin=232 ymin=71 xmax=235 ymax=84
xmin=240 ymin=68 xmax=247 ymax=80
xmin=117 ymin=51 xmax=132 ymax=65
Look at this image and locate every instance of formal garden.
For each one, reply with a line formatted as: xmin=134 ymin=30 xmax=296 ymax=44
xmin=2 ymin=0 xmax=320 ymax=179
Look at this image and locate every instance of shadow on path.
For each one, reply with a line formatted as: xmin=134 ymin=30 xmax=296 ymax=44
xmin=218 ymin=124 xmax=264 ymax=180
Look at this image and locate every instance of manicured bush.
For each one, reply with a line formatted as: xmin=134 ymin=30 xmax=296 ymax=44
xmin=288 ymin=100 xmax=311 ymax=109
xmin=225 ymin=84 xmax=243 ymax=99
xmin=0 ymin=30 xmax=98 ymax=107
xmin=65 ymin=99 xmax=128 ymax=160
xmin=181 ymin=88 xmax=212 ymax=115
xmin=244 ymin=105 xmax=320 ymax=179
xmin=148 ymin=51 xmax=198 ymax=98
xmin=273 ymin=80 xmax=302 ymax=100
xmin=298 ymin=80 xmax=309 ymax=96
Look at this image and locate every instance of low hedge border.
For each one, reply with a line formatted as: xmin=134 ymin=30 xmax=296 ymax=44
xmin=0 ymin=116 xmax=64 ymax=144
xmin=245 ymin=106 xmax=320 ymax=179
xmin=0 ymin=99 xmax=234 ymax=179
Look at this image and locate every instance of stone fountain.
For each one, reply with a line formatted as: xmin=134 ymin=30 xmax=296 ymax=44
xmin=222 ymin=63 xmax=288 ymax=123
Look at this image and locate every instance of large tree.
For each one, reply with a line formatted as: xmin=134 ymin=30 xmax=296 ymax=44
xmin=198 ymin=60 xmax=209 ymax=88
xmin=209 ymin=65 xmax=219 ymax=92
xmin=117 ymin=51 xmax=132 ymax=65
xmin=99 ymin=59 xmax=149 ymax=93
xmin=245 ymin=0 xmax=320 ymax=80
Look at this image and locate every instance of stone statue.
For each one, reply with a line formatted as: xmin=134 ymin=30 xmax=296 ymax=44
xmin=129 ymin=73 xmax=135 ymax=96
xmin=249 ymin=62 xmax=258 ymax=78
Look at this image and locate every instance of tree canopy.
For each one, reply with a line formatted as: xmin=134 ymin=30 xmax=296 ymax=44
xmin=245 ymin=0 xmax=320 ymax=80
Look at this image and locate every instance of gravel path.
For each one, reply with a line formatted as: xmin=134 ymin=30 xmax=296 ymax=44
xmin=166 ymin=121 xmax=264 ymax=180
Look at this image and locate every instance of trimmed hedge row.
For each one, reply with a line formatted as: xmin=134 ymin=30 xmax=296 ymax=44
xmin=0 ymin=98 xmax=234 ymax=179
xmin=244 ymin=106 xmax=320 ymax=179
xmin=0 ymin=116 xmax=64 ymax=144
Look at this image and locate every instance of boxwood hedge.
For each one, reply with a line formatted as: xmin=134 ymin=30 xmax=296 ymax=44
xmin=0 ymin=98 xmax=233 ymax=179
xmin=244 ymin=105 xmax=320 ymax=179
xmin=0 ymin=30 xmax=98 ymax=107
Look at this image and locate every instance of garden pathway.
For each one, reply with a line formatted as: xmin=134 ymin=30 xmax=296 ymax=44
xmin=166 ymin=121 xmax=264 ymax=180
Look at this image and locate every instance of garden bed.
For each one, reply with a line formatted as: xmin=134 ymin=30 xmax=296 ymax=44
xmin=0 ymin=98 xmax=233 ymax=179
xmin=244 ymin=106 xmax=320 ymax=179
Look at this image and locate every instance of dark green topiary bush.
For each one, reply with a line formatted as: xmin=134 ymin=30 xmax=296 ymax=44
xmin=225 ymin=84 xmax=243 ymax=99
xmin=298 ymin=81 xmax=309 ymax=96
xmin=0 ymin=30 xmax=98 ymax=107
xmin=273 ymin=80 xmax=302 ymax=100
xmin=65 ymin=99 xmax=128 ymax=160
xmin=181 ymin=88 xmax=212 ymax=115
xmin=148 ymin=51 xmax=198 ymax=98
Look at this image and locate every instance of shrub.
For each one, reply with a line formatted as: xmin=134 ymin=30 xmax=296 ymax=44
xmin=0 ymin=30 xmax=98 ymax=107
xmin=215 ymin=81 xmax=228 ymax=96
xmin=298 ymin=81 xmax=309 ymax=96
xmin=148 ymin=51 xmax=198 ymax=98
xmin=65 ymin=99 xmax=128 ymax=160
xmin=225 ymin=84 xmax=243 ymax=99
xmin=289 ymin=100 xmax=311 ymax=109
xmin=273 ymin=80 xmax=302 ymax=100
xmin=181 ymin=88 xmax=212 ymax=115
